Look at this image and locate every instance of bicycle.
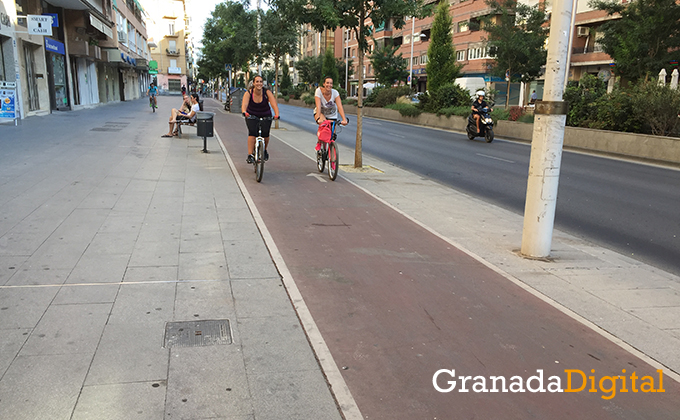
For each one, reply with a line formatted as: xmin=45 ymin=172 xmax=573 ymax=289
xmin=149 ymin=95 xmax=157 ymax=112
xmin=245 ymin=115 xmax=277 ymax=183
xmin=316 ymin=118 xmax=349 ymax=181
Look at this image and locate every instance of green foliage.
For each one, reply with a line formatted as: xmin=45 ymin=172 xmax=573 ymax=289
xmin=280 ymin=61 xmax=293 ymax=95
xmin=343 ymin=98 xmax=358 ymax=106
xmin=386 ymin=103 xmax=422 ymax=117
xmin=564 ymin=74 xmax=607 ymax=127
xmin=200 ymin=2 xmax=257 ymax=79
xmin=426 ymin=0 xmax=461 ymax=91
xmin=301 ymin=92 xmax=316 ymax=105
xmin=437 ymin=106 xmax=471 ymax=117
xmin=483 ymin=0 xmax=548 ymax=84
xmin=336 ymin=87 xmax=348 ymax=100
xmin=260 ymin=7 xmax=299 ymax=94
xmin=420 ymin=83 xmax=470 ymax=113
xmin=322 ymin=48 xmax=340 ymax=85
xmin=517 ymin=113 xmax=534 ymax=124
xmin=490 ymin=108 xmax=510 ymax=121
xmin=365 ymin=86 xmax=411 ymax=107
xmin=370 ymin=38 xmax=409 ymax=86
xmin=590 ymin=0 xmax=680 ymax=82
xmin=629 ymin=81 xmax=680 ymax=136
xmin=296 ymin=55 xmax=323 ymax=86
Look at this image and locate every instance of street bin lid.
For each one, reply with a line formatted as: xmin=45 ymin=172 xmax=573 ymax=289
xmin=196 ymin=112 xmax=215 ymax=120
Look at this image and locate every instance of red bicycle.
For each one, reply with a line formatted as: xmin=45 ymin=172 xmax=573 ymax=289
xmin=316 ymin=119 xmax=348 ymax=181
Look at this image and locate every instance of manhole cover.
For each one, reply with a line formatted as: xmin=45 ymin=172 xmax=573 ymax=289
xmin=164 ymin=319 xmax=232 ymax=348
xmin=91 ymin=127 xmax=122 ymax=132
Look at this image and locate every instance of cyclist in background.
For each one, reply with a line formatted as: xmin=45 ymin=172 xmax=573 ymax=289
xmin=314 ymin=77 xmax=348 ymax=150
xmin=242 ymin=75 xmax=280 ymax=163
xmin=147 ymin=83 xmax=158 ymax=108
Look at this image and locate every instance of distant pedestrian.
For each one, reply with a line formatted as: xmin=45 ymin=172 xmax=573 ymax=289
xmin=530 ymin=90 xmax=537 ymax=104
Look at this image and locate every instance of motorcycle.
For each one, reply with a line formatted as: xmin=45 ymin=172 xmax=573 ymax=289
xmin=466 ymin=106 xmax=494 ymax=143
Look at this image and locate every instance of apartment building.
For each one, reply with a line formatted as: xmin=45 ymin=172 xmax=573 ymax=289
xmin=145 ymin=0 xmax=189 ymax=93
xmin=334 ymin=0 xmax=618 ymax=104
xmin=0 ymin=0 xmax=150 ymax=121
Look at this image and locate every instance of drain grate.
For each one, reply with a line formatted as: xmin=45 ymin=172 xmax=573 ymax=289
xmin=163 ymin=319 xmax=232 ymax=348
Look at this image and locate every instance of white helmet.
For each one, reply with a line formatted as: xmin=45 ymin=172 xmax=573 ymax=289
xmin=476 ymin=90 xmax=485 ymax=99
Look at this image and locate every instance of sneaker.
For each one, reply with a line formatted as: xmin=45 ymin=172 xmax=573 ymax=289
xmin=264 ymin=150 xmax=269 ymax=161
xmin=246 ymin=154 xmax=254 ymax=164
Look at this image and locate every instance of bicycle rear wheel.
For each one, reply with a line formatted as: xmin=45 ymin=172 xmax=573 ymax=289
xmin=328 ymin=141 xmax=338 ymax=181
xmin=255 ymin=142 xmax=265 ymax=182
xmin=316 ymin=143 xmax=326 ymax=172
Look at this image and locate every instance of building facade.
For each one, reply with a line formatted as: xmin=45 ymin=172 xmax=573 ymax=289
xmin=145 ymin=0 xmax=189 ymax=94
xmin=0 ymin=0 xmax=150 ymax=123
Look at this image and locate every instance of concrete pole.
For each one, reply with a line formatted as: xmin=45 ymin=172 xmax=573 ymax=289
xmin=563 ymin=0 xmax=578 ymax=90
xmin=345 ymin=29 xmax=348 ymax=90
xmin=520 ymin=0 xmax=574 ymax=258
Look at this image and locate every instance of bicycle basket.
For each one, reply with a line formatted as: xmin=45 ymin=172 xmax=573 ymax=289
xmin=317 ymin=120 xmax=333 ymax=143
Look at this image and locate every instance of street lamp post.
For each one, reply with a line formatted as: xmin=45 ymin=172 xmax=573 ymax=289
xmin=345 ymin=28 xmax=349 ymax=92
xmin=408 ymin=17 xmax=415 ymax=88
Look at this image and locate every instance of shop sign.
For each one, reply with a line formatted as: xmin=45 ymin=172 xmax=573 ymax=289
xmin=45 ymin=38 xmax=65 ymax=55
xmin=0 ymin=88 xmax=16 ymax=119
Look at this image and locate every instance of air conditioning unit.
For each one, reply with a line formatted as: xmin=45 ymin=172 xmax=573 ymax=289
xmin=577 ymin=26 xmax=589 ymax=37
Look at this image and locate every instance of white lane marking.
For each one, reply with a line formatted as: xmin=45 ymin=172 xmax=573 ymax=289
xmin=307 ymin=173 xmax=328 ymax=182
xmin=476 ymin=153 xmax=515 ymax=163
xmin=389 ymin=132 xmax=405 ymax=138
xmin=214 ymin=131 xmax=364 ymax=420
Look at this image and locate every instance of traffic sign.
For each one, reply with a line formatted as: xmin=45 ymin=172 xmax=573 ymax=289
xmin=27 ymin=15 xmax=53 ymax=36
xmin=225 ymin=63 xmax=232 ymax=72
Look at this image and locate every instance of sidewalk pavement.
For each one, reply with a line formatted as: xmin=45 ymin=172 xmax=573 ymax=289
xmin=0 ymin=96 xmax=342 ymax=420
xmin=0 ymin=96 xmax=678 ymax=420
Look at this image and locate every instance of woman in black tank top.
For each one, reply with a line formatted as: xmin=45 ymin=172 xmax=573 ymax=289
xmin=242 ymin=75 xmax=280 ymax=163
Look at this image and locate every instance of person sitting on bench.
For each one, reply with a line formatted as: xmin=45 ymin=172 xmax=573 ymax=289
xmin=163 ymin=94 xmax=199 ymax=137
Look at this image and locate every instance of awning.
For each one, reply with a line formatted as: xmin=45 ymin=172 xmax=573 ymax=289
xmin=89 ymin=13 xmax=113 ymax=38
xmin=363 ymin=82 xmax=376 ymax=89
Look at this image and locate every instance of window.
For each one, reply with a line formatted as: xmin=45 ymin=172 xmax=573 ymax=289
xmin=128 ymin=22 xmax=135 ymax=52
xmin=420 ymin=54 xmax=427 ymax=64
xmin=456 ymin=50 xmax=466 ymax=61
xmin=467 ymin=47 xmax=489 ymax=60
xmin=170 ymin=59 xmax=177 ymax=68
xmin=457 ymin=21 xmax=469 ymax=33
xmin=168 ymin=22 xmax=175 ymax=35
xmin=404 ymin=35 xmax=411 ymax=44
xmin=117 ymin=14 xmax=127 ymax=44
xmin=168 ymin=40 xmax=176 ymax=52
xmin=412 ymin=56 xmax=418 ymax=66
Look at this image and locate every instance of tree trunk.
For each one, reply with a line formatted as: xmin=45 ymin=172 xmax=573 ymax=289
xmin=355 ymin=14 xmax=364 ymax=168
xmin=505 ymin=79 xmax=510 ymax=109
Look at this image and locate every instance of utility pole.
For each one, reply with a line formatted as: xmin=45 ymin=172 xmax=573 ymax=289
xmin=345 ymin=28 xmax=349 ymax=91
xmin=520 ymin=0 xmax=574 ymax=258
xmin=409 ymin=17 xmax=415 ymax=89
xmin=257 ymin=0 xmax=262 ymax=76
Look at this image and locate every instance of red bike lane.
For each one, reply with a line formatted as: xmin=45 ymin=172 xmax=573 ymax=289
xmin=213 ymin=110 xmax=680 ymax=419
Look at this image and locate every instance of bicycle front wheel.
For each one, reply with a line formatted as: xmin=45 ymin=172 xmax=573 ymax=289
xmin=328 ymin=141 xmax=339 ymax=181
xmin=255 ymin=143 xmax=265 ymax=182
xmin=316 ymin=143 xmax=326 ymax=173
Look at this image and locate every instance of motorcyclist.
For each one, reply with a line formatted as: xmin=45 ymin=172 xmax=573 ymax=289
xmin=471 ymin=91 xmax=492 ymax=134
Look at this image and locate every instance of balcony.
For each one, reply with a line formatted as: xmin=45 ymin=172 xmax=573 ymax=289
xmin=572 ymin=44 xmax=604 ymax=55
xmin=166 ymin=49 xmax=180 ymax=56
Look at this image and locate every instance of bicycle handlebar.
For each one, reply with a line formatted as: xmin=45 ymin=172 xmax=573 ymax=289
xmin=243 ymin=114 xmax=279 ymax=120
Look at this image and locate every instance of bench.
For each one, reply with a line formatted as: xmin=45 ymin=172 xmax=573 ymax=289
xmin=175 ymin=100 xmax=204 ymax=138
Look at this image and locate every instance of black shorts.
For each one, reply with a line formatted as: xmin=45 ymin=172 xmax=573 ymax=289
xmin=245 ymin=117 xmax=272 ymax=137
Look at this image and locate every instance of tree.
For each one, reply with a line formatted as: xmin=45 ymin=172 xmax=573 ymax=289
xmin=336 ymin=58 xmax=354 ymax=90
xmin=260 ymin=7 xmax=299 ymax=96
xmin=426 ymin=0 xmax=461 ymax=92
xmin=200 ymin=1 xmax=258 ymax=83
xmin=280 ymin=61 xmax=293 ymax=94
xmin=483 ymin=0 xmax=548 ymax=107
xmin=272 ymin=0 xmax=431 ymax=167
xmin=590 ymin=0 xmax=680 ymax=83
xmin=322 ymin=48 xmax=341 ymax=85
xmin=295 ymin=55 xmax=323 ymax=86
xmin=370 ymin=39 xmax=409 ymax=86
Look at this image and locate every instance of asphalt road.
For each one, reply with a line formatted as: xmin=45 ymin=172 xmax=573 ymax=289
xmin=279 ymin=103 xmax=680 ymax=276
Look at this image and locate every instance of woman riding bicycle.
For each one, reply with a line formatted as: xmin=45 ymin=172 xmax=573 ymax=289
xmin=242 ymin=75 xmax=280 ymax=163
xmin=314 ymin=77 xmax=348 ymax=151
